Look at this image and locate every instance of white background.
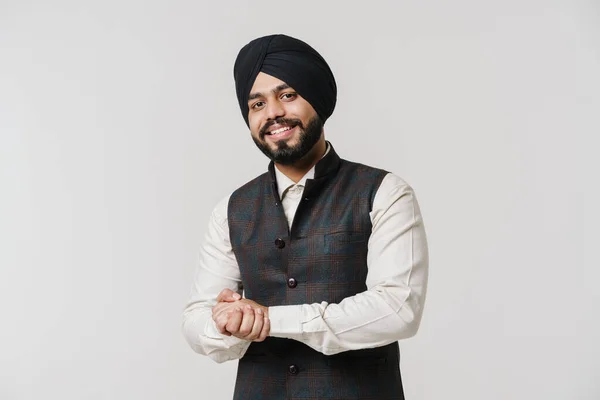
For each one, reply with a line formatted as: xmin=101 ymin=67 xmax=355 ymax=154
xmin=1 ymin=1 xmax=598 ymax=399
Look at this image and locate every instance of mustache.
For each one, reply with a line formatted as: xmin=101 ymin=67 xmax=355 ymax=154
xmin=259 ymin=118 xmax=303 ymax=139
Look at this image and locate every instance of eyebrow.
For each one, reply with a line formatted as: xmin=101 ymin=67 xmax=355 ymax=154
xmin=248 ymin=83 xmax=291 ymax=102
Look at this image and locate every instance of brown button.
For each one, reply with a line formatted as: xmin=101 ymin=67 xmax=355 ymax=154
xmin=287 ymin=278 xmax=297 ymax=288
xmin=288 ymin=364 xmax=299 ymax=375
xmin=275 ymin=238 xmax=285 ymax=249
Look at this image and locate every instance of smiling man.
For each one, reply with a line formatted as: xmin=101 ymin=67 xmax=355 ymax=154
xmin=182 ymin=34 xmax=429 ymax=400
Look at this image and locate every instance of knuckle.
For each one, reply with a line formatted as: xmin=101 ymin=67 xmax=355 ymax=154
xmin=239 ymin=328 xmax=251 ymax=336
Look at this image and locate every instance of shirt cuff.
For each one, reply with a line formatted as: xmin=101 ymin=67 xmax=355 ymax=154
xmin=204 ymin=316 xmax=249 ymax=347
xmin=267 ymin=305 xmax=304 ymax=337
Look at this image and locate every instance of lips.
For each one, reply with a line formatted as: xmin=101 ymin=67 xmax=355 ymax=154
xmin=260 ymin=118 xmax=302 ymax=140
xmin=266 ymin=125 xmax=296 ymax=141
xmin=269 ymin=126 xmax=292 ymax=135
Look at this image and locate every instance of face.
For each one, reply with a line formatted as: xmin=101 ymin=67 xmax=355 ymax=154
xmin=247 ymin=72 xmax=323 ymax=165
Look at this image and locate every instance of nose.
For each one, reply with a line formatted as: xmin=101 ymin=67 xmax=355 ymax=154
xmin=265 ymin=100 xmax=285 ymax=120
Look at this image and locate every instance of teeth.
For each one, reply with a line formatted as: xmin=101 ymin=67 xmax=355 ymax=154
xmin=271 ymin=126 xmax=291 ymax=135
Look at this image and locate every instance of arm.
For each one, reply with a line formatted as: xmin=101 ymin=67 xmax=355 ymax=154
xmin=266 ymin=173 xmax=429 ymax=355
xmin=181 ymin=195 xmax=252 ymax=363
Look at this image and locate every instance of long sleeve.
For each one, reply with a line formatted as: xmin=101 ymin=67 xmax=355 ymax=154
xmin=267 ymin=173 xmax=429 ymax=355
xmin=181 ymin=195 xmax=252 ymax=363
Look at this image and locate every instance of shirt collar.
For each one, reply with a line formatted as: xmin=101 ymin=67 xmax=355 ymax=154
xmin=274 ymin=142 xmax=331 ymax=200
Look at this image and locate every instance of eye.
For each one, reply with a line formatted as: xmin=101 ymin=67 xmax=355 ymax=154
xmin=281 ymin=92 xmax=297 ymax=101
xmin=250 ymin=101 xmax=265 ymax=110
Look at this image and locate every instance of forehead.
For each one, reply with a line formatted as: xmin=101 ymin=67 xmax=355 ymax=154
xmin=250 ymin=72 xmax=291 ymax=94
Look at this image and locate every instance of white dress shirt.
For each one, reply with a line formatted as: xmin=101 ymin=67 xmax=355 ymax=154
xmin=182 ymin=148 xmax=429 ymax=363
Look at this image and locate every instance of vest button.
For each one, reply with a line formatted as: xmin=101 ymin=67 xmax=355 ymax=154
xmin=275 ymin=238 xmax=285 ymax=249
xmin=288 ymin=364 xmax=299 ymax=375
xmin=287 ymin=278 xmax=297 ymax=288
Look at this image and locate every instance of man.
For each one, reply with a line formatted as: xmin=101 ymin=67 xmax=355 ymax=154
xmin=182 ymin=33 xmax=429 ymax=399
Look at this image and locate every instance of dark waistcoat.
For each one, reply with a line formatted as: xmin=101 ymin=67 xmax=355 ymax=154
xmin=227 ymin=144 xmax=405 ymax=400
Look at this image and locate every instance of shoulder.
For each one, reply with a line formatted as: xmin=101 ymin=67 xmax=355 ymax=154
xmin=212 ymin=171 xmax=271 ymax=223
xmin=339 ymin=159 xmax=389 ymax=177
xmin=374 ymin=172 xmax=417 ymax=206
xmin=370 ymin=171 xmax=423 ymax=223
xmin=337 ymin=157 xmax=414 ymax=195
xmin=229 ymin=171 xmax=271 ymax=199
xmin=379 ymin=172 xmax=413 ymax=194
xmin=337 ymin=159 xmax=390 ymax=196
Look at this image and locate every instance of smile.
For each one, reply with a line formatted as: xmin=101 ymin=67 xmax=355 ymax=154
xmin=269 ymin=126 xmax=292 ymax=135
xmin=266 ymin=125 xmax=296 ymax=140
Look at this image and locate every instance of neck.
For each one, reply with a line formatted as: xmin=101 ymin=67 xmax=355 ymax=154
xmin=275 ymin=137 xmax=327 ymax=183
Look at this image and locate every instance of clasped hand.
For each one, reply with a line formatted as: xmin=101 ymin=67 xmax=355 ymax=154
xmin=211 ymin=288 xmax=270 ymax=342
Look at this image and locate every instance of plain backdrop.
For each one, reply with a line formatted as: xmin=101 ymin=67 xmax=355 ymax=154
xmin=0 ymin=0 xmax=598 ymax=399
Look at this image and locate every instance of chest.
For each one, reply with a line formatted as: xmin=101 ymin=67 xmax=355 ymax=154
xmin=229 ymin=177 xmax=375 ymax=305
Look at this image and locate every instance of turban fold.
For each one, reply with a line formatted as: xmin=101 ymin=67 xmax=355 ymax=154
xmin=233 ymin=34 xmax=337 ymax=127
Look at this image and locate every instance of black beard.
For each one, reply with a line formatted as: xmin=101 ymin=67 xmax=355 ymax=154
xmin=252 ymin=115 xmax=324 ymax=165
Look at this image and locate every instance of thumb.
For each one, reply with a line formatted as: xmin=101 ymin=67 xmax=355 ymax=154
xmin=216 ymin=288 xmax=241 ymax=302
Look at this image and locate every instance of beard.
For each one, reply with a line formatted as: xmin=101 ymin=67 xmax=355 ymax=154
xmin=252 ymin=114 xmax=324 ymax=165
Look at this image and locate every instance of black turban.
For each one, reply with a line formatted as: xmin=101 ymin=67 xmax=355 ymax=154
xmin=233 ymin=34 xmax=337 ymax=127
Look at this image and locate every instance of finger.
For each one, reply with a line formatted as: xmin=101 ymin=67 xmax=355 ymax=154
xmin=216 ymin=288 xmax=233 ymax=302
xmin=225 ymin=307 xmax=243 ymax=334
xmin=216 ymin=289 xmax=241 ymax=303
xmin=212 ymin=301 xmax=232 ymax=322
xmin=216 ymin=305 xmax=241 ymax=335
xmin=213 ymin=301 xmax=235 ymax=317
xmin=247 ymin=307 xmax=264 ymax=340
xmin=212 ymin=305 xmax=220 ymax=321
xmin=237 ymin=305 xmax=255 ymax=337
xmin=215 ymin=310 xmax=232 ymax=335
xmin=254 ymin=315 xmax=270 ymax=342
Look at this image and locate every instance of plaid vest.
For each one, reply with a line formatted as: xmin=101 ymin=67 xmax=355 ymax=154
xmin=227 ymin=144 xmax=405 ymax=400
